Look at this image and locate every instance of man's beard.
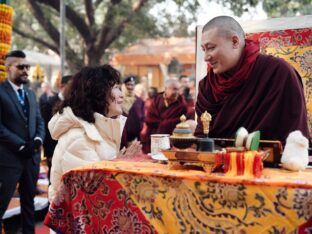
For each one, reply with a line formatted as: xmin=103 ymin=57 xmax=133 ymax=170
xmin=16 ymin=74 xmax=29 ymax=85
xmin=20 ymin=79 xmax=29 ymax=84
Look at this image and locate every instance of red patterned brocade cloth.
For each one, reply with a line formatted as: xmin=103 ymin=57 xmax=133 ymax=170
xmin=45 ymin=169 xmax=157 ymax=234
xmin=44 ymin=159 xmax=312 ymax=233
xmin=246 ymin=28 xmax=312 ymax=48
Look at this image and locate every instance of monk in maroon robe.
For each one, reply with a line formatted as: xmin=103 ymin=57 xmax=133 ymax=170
xmin=123 ymin=95 xmax=145 ymax=145
xmin=195 ymin=16 xmax=309 ymax=145
xmin=141 ymin=79 xmax=189 ymax=153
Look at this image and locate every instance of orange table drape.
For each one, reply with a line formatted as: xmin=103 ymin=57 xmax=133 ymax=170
xmin=45 ymin=159 xmax=312 ymax=233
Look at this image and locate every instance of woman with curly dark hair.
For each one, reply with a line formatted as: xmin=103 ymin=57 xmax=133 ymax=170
xmin=48 ymin=64 xmax=141 ymax=201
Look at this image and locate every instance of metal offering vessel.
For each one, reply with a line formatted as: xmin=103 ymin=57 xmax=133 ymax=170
xmin=197 ymin=111 xmax=215 ymax=152
xmin=170 ymin=115 xmax=197 ymax=149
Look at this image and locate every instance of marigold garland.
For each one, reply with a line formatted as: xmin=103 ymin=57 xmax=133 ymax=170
xmin=0 ymin=4 xmax=13 ymax=81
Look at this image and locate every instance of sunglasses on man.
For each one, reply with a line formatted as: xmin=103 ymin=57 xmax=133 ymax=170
xmin=13 ymin=64 xmax=31 ymax=71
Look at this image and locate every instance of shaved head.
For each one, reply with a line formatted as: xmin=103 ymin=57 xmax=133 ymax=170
xmin=165 ymin=78 xmax=179 ymax=88
xmin=164 ymin=78 xmax=180 ymax=102
xmin=202 ymin=16 xmax=245 ymax=44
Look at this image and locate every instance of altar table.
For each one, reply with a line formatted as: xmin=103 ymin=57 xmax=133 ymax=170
xmin=44 ymin=159 xmax=312 ymax=233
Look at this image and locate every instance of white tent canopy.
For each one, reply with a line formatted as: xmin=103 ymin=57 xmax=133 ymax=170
xmin=240 ymin=15 xmax=312 ymax=33
xmin=24 ymin=50 xmax=60 ymax=67
xmin=23 ymin=50 xmax=60 ymax=82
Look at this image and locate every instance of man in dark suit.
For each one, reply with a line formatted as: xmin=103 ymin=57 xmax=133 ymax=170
xmin=40 ymin=75 xmax=71 ymax=181
xmin=0 ymin=50 xmax=45 ymax=234
xmin=39 ymin=81 xmax=56 ymax=110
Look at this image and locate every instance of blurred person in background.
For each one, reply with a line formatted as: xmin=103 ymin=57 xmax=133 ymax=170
xmin=179 ymin=75 xmax=190 ymax=91
xmin=188 ymin=76 xmax=196 ymax=102
xmin=123 ymin=83 xmax=146 ymax=146
xmin=147 ymin=87 xmax=158 ymax=99
xmin=179 ymin=75 xmax=195 ymax=119
xmin=141 ymin=79 xmax=191 ymax=153
xmin=144 ymin=87 xmax=158 ymax=114
xmin=39 ymin=81 xmax=55 ymax=105
xmin=39 ymin=75 xmax=72 ymax=182
xmin=121 ymin=75 xmax=136 ymax=116
xmin=48 ymin=65 xmax=141 ymax=201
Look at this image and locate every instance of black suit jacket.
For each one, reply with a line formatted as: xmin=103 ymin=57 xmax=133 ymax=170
xmin=40 ymin=93 xmax=60 ymax=158
xmin=0 ymin=80 xmax=45 ymax=169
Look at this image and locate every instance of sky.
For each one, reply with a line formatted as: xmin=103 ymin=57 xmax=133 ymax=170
xmin=149 ymin=0 xmax=268 ymax=33
xmin=196 ymin=0 xmax=267 ymax=24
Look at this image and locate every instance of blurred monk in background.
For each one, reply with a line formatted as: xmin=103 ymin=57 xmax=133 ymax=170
xmin=141 ymin=79 xmax=193 ymax=153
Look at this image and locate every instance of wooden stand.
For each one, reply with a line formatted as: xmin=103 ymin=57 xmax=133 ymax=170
xmin=162 ymin=150 xmax=218 ymax=173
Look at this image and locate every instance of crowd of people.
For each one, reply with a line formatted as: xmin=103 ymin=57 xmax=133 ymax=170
xmin=0 ymin=15 xmax=309 ymax=233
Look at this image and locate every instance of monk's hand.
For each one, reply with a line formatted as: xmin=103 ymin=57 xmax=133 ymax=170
xmin=118 ymin=141 xmax=142 ymax=159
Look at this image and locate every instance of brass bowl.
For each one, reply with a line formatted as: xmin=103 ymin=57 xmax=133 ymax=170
xmin=170 ymin=136 xmax=198 ymax=149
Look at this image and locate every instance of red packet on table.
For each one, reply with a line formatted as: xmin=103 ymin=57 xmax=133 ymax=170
xmin=223 ymin=151 xmax=263 ymax=178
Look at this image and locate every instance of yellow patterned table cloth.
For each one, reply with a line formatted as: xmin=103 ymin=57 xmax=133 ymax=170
xmin=45 ymin=159 xmax=312 ymax=233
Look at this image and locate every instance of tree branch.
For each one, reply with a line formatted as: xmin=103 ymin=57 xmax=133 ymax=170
xmin=64 ymin=43 xmax=84 ymax=72
xmin=27 ymin=0 xmax=60 ymax=46
xmin=111 ymin=0 xmax=121 ymax=4
xmin=96 ymin=0 xmax=148 ymax=53
xmin=12 ymin=26 xmax=59 ymax=53
xmin=13 ymin=25 xmax=82 ymax=71
xmin=35 ymin=0 xmax=93 ymax=44
xmin=84 ymin=0 xmax=94 ymax=26
xmin=27 ymin=0 xmax=84 ymax=71
xmin=95 ymin=4 xmax=115 ymax=50
xmin=94 ymin=0 xmax=103 ymax=8
xmin=132 ymin=0 xmax=148 ymax=10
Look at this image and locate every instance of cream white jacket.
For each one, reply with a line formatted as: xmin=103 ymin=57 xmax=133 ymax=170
xmin=48 ymin=107 xmax=126 ymax=201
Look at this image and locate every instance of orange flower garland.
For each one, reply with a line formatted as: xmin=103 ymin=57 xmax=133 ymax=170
xmin=0 ymin=4 xmax=13 ymax=81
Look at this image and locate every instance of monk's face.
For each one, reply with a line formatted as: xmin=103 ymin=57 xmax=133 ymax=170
xmin=201 ymin=28 xmax=242 ymax=74
xmin=165 ymin=82 xmax=181 ymax=102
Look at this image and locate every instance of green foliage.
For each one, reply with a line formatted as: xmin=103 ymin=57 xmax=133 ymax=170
xmin=215 ymin=0 xmax=258 ymax=16
xmin=213 ymin=0 xmax=312 ymax=17
xmin=151 ymin=0 xmax=199 ymax=36
xmin=262 ymin=0 xmax=312 ymax=17
xmin=11 ymin=1 xmax=60 ymax=52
